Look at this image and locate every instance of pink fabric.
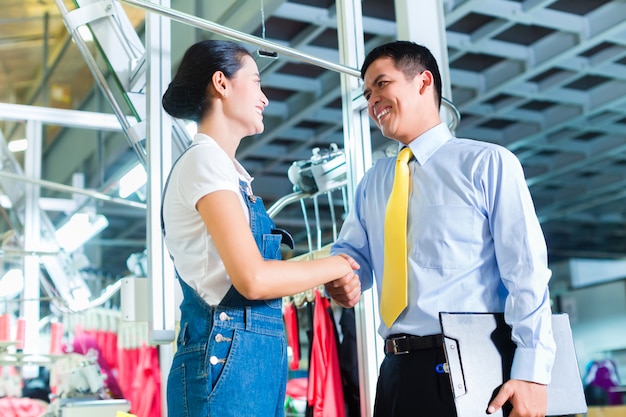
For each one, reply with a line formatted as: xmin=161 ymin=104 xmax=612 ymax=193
xmin=286 ymin=377 xmax=308 ymax=399
xmin=307 ymin=290 xmax=345 ymax=417
xmin=0 ymin=397 xmax=47 ymax=417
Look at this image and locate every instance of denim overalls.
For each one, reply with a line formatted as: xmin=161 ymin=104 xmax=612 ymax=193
xmin=164 ymin=155 xmax=290 ymax=416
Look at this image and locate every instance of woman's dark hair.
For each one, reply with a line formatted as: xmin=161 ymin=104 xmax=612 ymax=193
xmin=162 ymin=40 xmax=252 ymax=122
xmin=360 ymin=41 xmax=442 ymax=109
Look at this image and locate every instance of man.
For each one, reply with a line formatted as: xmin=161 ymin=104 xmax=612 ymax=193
xmin=326 ymin=41 xmax=555 ymax=417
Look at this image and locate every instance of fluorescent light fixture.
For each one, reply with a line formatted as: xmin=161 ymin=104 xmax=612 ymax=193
xmin=55 ymin=213 xmax=109 ymax=253
xmin=119 ymin=163 xmax=147 ymax=198
xmin=8 ymin=138 xmax=28 ymax=153
xmin=0 ymin=268 xmax=24 ymax=298
xmin=0 ymin=194 xmax=12 ymax=208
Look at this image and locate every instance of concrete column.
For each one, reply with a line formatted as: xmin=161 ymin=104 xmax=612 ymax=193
xmin=22 ymin=119 xmax=42 ymax=378
xmin=394 ymin=0 xmax=454 ymax=124
xmin=145 ymin=3 xmax=175 ymax=415
xmin=337 ymin=1 xmax=382 ymax=415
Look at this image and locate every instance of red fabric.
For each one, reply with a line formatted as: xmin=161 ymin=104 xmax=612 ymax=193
xmin=307 ymin=290 xmax=345 ymax=417
xmin=283 ymin=303 xmax=301 ymax=370
xmin=118 ymin=346 xmax=140 ymax=399
xmin=116 ymin=344 xmax=127 ymax=397
xmin=106 ymin=331 xmax=118 ymax=369
xmin=0 ymin=397 xmax=47 ymax=417
xmin=129 ymin=344 xmax=161 ymax=417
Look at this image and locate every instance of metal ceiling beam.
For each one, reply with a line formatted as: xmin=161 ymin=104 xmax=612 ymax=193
xmin=0 ymin=102 xmax=129 ymax=131
xmin=119 ymin=0 xmax=361 ymax=76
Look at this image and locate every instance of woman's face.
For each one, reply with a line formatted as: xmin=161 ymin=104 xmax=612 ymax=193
xmin=223 ymin=55 xmax=269 ymax=137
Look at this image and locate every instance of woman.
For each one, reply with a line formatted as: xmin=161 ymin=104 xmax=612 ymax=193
xmin=161 ymin=40 xmax=360 ymax=417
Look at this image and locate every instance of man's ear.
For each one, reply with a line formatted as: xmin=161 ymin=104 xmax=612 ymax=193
xmin=418 ymin=70 xmax=434 ymax=95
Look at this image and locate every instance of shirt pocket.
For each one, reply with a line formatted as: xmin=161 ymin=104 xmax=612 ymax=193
xmin=413 ymin=205 xmax=476 ymax=269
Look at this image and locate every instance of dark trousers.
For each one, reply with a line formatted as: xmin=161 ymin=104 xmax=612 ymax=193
xmin=373 ymin=346 xmax=457 ymax=417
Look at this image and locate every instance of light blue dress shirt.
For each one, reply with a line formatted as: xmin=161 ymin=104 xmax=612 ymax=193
xmin=331 ymin=123 xmax=556 ymax=384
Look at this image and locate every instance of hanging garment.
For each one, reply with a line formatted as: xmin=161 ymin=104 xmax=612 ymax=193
xmin=118 ymin=342 xmax=140 ymax=399
xmin=284 ymin=303 xmax=301 ymax=370
xmin=130 ymin=344 xmax=161 ymax=417
xmin=307 ymin=290 xmax=345 ymax=417
xmin=339 ymin=308 xmax=360 ymax=417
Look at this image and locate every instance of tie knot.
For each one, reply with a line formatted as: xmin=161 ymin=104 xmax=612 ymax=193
xmin=397 ymin=147 xmax=413 ymax=164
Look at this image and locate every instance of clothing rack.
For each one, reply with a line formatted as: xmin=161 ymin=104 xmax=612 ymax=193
xmin=0 ymin=341 xmax=61 ymax=367
xmin=62 ymin=307 xmax=150 ymax=349
xmin=283 ymin=245 xmax=332 ymax=307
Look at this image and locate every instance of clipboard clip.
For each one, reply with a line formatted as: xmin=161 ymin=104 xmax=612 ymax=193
xmin=443 ymin=336 xmax=467 ymax=397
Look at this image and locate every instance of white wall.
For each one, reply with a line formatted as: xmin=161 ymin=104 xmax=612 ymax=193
xmin=558 ymin=279 xmax=626 ymax=382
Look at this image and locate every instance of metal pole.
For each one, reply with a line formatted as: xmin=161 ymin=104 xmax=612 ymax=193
xmin=118 ymin=0 xmax=459 ymax=130
xmin=119 ymin=0 xmax=359 ymax=76
xmin=22 ymin=119 xmax=42 ymax=378
xmin=54 ymin=0 xmax=147 ymax=165
xmin=0 ymin=102 xmax=131 ymax=131
xmin=0 ymin=171 xmax=147 ymax=210
xmin=145 ymin=0 xmax=176 ymax=345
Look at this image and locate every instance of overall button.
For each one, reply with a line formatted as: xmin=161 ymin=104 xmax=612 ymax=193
xmin=215 ymin=334 xmax=231 ymax=343
xmin=209 ymin=356 xmax=225 ymax=365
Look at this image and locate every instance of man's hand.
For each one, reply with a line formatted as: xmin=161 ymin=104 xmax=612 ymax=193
xmin=324 ymin=253 xmax=361 ymax=308
xmin=487 ymin=379 xmax=547 ymax=417
xmin=325 ymin=254 xmax=361 ymax=308
xmin=325 ymin=273 xmax=361 ymax=307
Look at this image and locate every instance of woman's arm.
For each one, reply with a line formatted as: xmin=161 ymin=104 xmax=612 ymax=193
xmin=197 ymin=190 xmax=357 ymax=300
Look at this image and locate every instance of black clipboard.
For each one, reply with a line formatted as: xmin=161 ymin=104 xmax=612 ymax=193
xmin=439 ymin=312 xmax=587 ymax=417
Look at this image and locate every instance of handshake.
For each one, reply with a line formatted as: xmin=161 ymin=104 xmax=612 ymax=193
xmin=325 ymin=253 xmax=361 ymax=308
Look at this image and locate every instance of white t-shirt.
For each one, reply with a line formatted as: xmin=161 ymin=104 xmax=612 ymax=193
xmin=162 ymin=133 xmax=252 ymax=305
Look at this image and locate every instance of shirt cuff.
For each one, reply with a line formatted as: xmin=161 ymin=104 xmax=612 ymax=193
xmin=510 ymin=346 xmax=554 ymax=385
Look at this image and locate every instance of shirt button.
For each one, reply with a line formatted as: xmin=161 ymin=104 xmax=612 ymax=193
xmin=210 ymin=356 xmax=219 ymax=365
xmin=219 ymin=312 xmax=230 ymax=321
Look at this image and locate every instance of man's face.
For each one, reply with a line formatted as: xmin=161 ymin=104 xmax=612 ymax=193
xmin=363 ymin=57 xmax=425 ymax=143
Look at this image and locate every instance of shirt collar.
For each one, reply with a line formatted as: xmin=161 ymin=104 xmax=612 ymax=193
xmin=193 ymin=133 xmax=254 ymax=184
xmin=404 ymin=123 xmax=452 ymax=166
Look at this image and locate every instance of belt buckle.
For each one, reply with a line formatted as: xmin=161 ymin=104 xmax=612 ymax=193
xmin=390 ymin=335 xmax=409 ymax=355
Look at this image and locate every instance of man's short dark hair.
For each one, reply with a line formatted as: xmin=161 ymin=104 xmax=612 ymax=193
xmin=360 ymin=41 xmax=442 ymax=109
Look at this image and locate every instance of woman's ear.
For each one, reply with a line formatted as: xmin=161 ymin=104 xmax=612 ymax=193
xmin=211 ymin=71 xmax=227 ymax=99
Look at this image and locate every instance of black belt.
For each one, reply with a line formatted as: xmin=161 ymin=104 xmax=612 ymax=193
xmin=384 ymin=334 xmax=443 ymax=355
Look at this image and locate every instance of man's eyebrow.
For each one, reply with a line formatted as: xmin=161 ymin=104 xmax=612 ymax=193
xmin=363 ymin=73 xmax=387 ymax=93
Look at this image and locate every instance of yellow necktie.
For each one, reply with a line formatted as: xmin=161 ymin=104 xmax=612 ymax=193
xmin=381 ymin=147 xmax=413 ymax=327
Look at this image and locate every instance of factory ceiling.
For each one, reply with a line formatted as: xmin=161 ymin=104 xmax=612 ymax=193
xmin=1 ymin=0 xmax=626 ymax=288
